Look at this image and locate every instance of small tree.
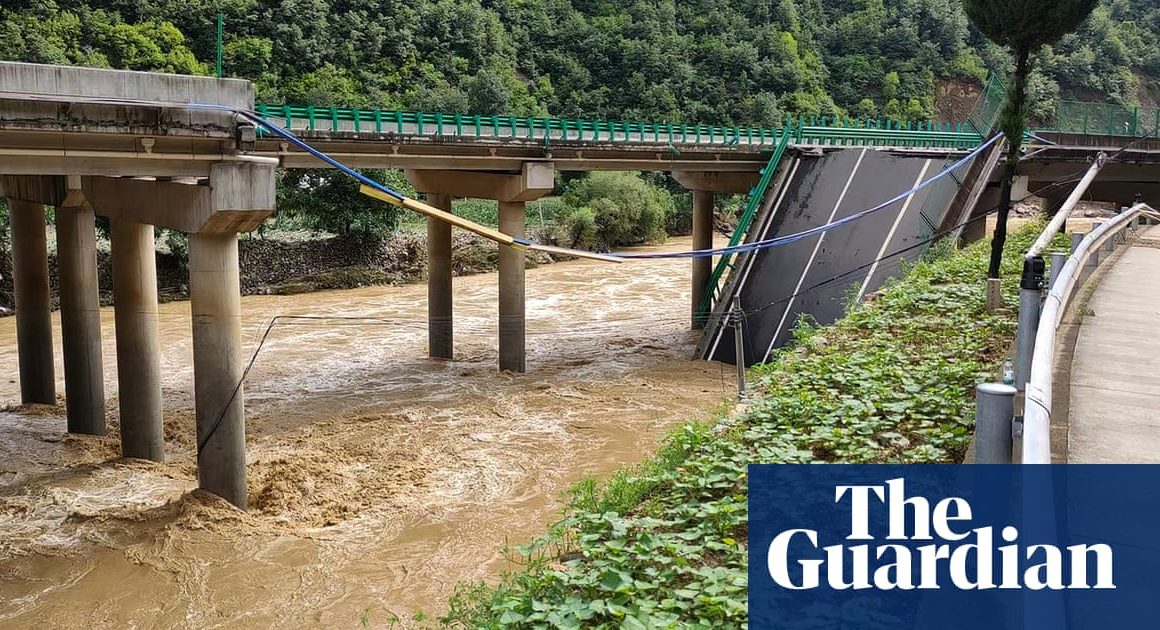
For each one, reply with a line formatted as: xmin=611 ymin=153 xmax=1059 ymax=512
xmin=963 ymin=0 xmax=1098 ymax=278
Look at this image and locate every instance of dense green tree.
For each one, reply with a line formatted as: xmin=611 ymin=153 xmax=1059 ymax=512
xmin=5 ymin=0 xmax=1152 ymax=131
xmin=278 ymin=168 xmax=409 ymax=235
xmin=2 ymin=0 xmax=1156 ymax=253
xmin=963 ymin=0 xmax=1099 ymax=278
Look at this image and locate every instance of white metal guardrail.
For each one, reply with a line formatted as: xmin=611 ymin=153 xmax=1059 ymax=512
xmin=1022 ymin=203 xmax=1158 ymax=464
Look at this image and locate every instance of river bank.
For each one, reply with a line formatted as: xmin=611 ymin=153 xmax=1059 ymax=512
xmin=443 ymin=224 xmax=1052 ymax=628
xmin=0 ymin=235 xmax=727 ymax=627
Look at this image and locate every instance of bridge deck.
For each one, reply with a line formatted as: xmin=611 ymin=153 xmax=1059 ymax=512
xmin=1067 ymin=225 xmax=1160 ymax=463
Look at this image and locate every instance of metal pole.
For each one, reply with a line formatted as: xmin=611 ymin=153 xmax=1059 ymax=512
xmin=732 ymin=296 xmax=746 ymax=397
xmin=1070 ymin=232 xmax=1084 ymax=255
xmin=1026 ymin=153 xmax=1107 ymax=258
xmin=1048 ymin=252 xmax=1068 ymax=292
xmin=975 ymin=383 xmax=1016 ymax=463
xmin=1088 ymin=223 xmax=1102 ymax=269
xmin=1014 ymin=256 xmax=1045 ymax=392
xmin=216 ymin=13 xmax=224 ymax=78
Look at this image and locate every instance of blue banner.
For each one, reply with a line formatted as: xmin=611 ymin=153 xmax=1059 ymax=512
xmin=748 ymin=465 xmax=1160 ymax=629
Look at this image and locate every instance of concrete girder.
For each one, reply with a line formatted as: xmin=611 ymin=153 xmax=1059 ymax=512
xmin=0 ymin=61 xmax=252 ymax=109
xmin=0 ymin=175 xmax=66 ymax=204
xmin=672 ymin=171 xmax=760 ymax=194
xmin=273 ymin=146 xmax=764 ymax=173
xmin=0 ymin=62 xmax=252 ymax=145
xmin=1027 ymin=180 xmax=1160 ymax=208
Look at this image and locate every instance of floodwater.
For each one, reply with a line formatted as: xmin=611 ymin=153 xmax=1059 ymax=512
xmin=0 ymin=236 xmax=729 ymax=628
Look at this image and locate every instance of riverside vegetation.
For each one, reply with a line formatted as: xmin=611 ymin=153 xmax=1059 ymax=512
xmin=438 ymin=222 xmax=1057 ymax=628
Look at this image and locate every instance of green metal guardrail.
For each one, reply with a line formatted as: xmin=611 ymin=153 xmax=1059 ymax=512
xmin=254 ymin=104 xmax=982 ymax=149
xmin=693 ymin=127 xmax=794 ymax=323
xmin=1048 ymin=100 xmax=1160 ymax=137
xmin=968 ymin=74 xmax=1007 ymax=136
xmin=962 ymin=74 xmax=1154 ymax=139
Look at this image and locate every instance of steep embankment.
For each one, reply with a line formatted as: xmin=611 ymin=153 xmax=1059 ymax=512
xmin=442 ymin=223 xmax=1054 ymax=628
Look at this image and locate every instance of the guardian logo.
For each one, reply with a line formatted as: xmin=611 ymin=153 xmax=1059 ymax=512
xmin=767 ymin=478 xmax=1115 ymax=591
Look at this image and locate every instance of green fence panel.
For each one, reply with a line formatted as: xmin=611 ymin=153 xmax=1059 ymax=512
xmin=695 ymin=127 xmax=794 ymax=320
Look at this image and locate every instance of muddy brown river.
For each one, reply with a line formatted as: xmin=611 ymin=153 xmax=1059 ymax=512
xmin=0 ymin=236 xmax=728 ymax=627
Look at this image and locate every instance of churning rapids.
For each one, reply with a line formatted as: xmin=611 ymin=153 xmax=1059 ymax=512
xmin=0 ymin=236 xmax=728 ymax=627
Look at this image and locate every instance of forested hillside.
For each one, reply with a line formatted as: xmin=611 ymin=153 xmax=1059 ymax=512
xmin=1 ymin=0 xmax=1156 ymax=126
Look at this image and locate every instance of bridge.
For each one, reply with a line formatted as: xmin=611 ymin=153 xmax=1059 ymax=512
xmin=2 ymin=60 xmax=1157 ymax=508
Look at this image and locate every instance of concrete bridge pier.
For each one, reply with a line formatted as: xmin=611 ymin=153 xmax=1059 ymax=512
xmin=189 ymin=231 xmax=246 ymax=506
xmin=56 ymin=178 xmax=106 ymax=435
xmin=690 ymin=190 xmax=714 ymax=329
xmin=406 ymin=163 xmax=554 ymax=373
xmin=109 ymin=218 xmax=164 ymax=460
xmin=498 ymin=201 xmax=526 ymax=372
xmin=426 ymin=194 xmax=454 ymax=360
xmin=4 ymin=175 xmax=107 ymax=432
xmin=83 ymin=162 xmax=276 ymax=507
xmin=673 ymin=172 xmax=760 ymax=329
xmin=7 ymin=197 xmax=55 ymax=404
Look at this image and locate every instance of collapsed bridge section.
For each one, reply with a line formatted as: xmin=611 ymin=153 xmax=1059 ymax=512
xmin=698 ymin=146 xmax=977 ymax=366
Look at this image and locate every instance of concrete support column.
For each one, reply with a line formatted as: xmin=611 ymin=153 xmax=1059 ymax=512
xmin=8 ymin=199 xmax=55 ymax=404
xmin=56 ymin=201 xmax=106 ymax=434
xmin=189 ymin=232 xmax=246 ymax=508
xmin=498 ymin=201 xmax=526 ymax=373
xmin=110 ymin=219 xmax=164 ymax=461
xmin=427 ymin=194 xmax=453 ymax=360
xmin=691 ymin=190 xmax=715 ymax=329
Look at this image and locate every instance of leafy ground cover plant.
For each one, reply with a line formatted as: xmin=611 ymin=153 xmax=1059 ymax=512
xmin=441 ymin=222 xmax=1056 ymax=628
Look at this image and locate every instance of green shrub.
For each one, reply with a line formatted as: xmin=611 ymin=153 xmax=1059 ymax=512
xmin=559 ymin=172 xmax=671 ymax=249
xmin=442 ymin=223 xmax=1048 ymax=629
xmin=447 ymin=198 xmax=563 ymax=232
xmin=666 ymin=193 xmax=694 ymax=236
xmin=555 ymin=206 xmax=599 ymax=250
xmin=527 ymin=197 xmax=565 ymax=229
xmin=277 ymin=167 xmax=402 ymax=236
xmin=452 ymin=198 xmax=499 ymax=226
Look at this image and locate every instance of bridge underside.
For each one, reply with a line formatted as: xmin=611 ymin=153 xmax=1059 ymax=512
xmin=0 ymin=63 xmax=277 ymax=510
